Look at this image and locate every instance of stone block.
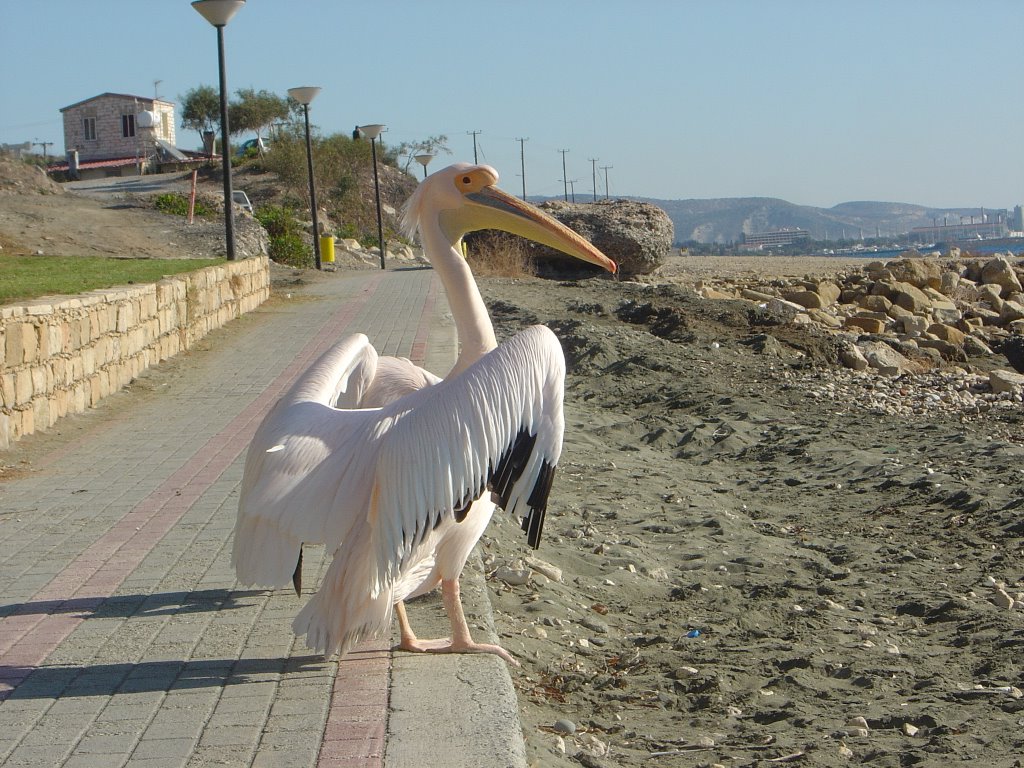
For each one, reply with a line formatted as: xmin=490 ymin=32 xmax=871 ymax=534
xmin=989 ymin=368 xmax=1024 ymax=394
xmin=846 ymin=316 xmax=886 ymax=334
xmin=927 ymin=323 xmax=966 ymax=345
xmin=1000 ymin=300 xmax=1024 ymax=324
xmin=782 ymin=289 xmax=826 ymax=309
xmin=15 ymin=368 xmax=33 ymax=405
xmin=860 ymin=294 xmax=893 ymax=313
xmin=1 ymin=372 xmax=14 ymax=407
xmin=893 ymin=282 xmax=932 ymax=313
xmin=816 ymin=280 xmax=842 ymax=306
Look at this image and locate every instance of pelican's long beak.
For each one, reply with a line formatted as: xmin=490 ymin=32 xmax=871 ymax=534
xmin=464 ymin=185 xmax=617 ymax=274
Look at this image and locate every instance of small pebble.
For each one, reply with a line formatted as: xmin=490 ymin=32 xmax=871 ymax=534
xmin=494 ymin=566 xmax=531 ymax=586
xmin=903 ymin=723 xmax=919 ymax=736
xmin=552 ymin=718 xmax=576 ymax=735
xmin=673 ymin=665 xmax=700 ymax=679
xmin=993 ymin=589 xmax=1015 ymax=610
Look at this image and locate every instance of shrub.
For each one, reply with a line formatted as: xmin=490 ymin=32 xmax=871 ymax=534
xmin=154 ymin=192 xmax=214 ymax=219
xmin=462 ymin=231 xmax=536 ymax=278
xmin=254 ymin=204 xmax=313 ymax=268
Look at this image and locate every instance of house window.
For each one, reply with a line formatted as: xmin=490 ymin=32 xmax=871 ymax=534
xmin=121 ymin=113 xmax=135 ymax=138
xmin=83 ymin=117 xmax=96 ymax=141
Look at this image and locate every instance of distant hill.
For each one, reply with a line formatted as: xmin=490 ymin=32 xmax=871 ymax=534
xmin=631 ymin=197 xmax=1001 ymax=245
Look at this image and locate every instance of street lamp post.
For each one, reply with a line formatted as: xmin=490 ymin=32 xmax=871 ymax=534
xmin=191 ymin=0 xmax=245 ymax=261
xmin=288 ymin=86 xmax=323 ymax=270
xmin=413 ymin=153 xmax=433 ymax=179
xmin=359 ymin=124 xmax=386 ymax=270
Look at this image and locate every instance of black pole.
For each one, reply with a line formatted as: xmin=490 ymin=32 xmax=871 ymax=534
xmin=215 ymin=24 xmax=236 ymax=261
xmin=302 ymin=103 xmax=321 ymax=270
xmin=560 ymin=149 xmax=569 ymax=202
xmin=517 ymin=138 xmax=527 ymax=201
xmin=371 ymin=137 xmax=386 ymax=270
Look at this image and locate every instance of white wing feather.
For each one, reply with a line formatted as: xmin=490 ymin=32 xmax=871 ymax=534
xmin=369 ymin=324 xmax=564 ymax=593
xmin=233 ymin=334 xmax=380 ymax=586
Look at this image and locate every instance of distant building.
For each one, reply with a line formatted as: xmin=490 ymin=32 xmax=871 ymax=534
xmin=1013 ymin=205 xmax=1024 ymax=232
xmin=910 ymin=218 xmax=1008 ymax=243
xmin=741 ymin=228 xmax=811 ymax=249
xmin=53 ymin=92 xmax=195 ymax=180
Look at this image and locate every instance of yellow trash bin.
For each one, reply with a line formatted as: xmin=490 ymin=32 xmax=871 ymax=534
xmin=320 ymin=235 xmax=335 ymax=264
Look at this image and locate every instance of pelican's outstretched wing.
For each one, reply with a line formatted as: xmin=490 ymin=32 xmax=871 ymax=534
xmin=368 ymin=323 xmax=565 ymax=592
xmin=233 ymin=334 xmax=380 ymax=587
xmin=354 ymin=356 xmax=441 ymax=409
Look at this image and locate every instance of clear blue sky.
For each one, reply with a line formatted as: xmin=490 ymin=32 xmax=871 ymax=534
xmin=2 ymin=0 xmax=1021 ymax=210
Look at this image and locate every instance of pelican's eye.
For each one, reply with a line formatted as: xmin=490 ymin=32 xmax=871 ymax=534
xmin=455 ymin=167 xmax=498 ymax=194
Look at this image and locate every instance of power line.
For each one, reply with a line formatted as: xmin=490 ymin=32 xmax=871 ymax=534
xmin=588 ymin=158 xmax=599 ymax=203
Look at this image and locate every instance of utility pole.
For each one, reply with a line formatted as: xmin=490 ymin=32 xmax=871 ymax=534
xmin=467 ymin=130 xmax=481 ymax=164
xmin=558 ymin=149 xmax=570 ymax=201
xmin=567 ymin=180 xmax=578 ymax=204
xmin=589 ymin=158 xmax=598 ymax=203
xmin=516 ymin=137 xmax=528 ymax=200
xmin=32 ymin=140 xmax=53 ymax=160
xmin=600 ymin=165 xmax=613 ymax=199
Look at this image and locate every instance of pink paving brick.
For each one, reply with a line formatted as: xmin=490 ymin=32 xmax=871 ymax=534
xmin=323 ymin=721 xmax=385 ymax=742
xmin=319 ymin=737 xmax=384 ymax=759
xmin=0 ymin=274 xmax=389 ymax=709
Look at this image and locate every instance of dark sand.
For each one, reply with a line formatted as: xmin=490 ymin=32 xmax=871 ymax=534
xmin=467 ymin=267 xmax=1023 ymax=767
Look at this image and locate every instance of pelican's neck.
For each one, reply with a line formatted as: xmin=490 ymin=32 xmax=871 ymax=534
xmin=421 ymin=219 xmax=497 ymax=378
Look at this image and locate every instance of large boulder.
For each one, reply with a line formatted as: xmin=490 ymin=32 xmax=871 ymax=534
xmin=536 ymin=199 xmax=673 ymax=277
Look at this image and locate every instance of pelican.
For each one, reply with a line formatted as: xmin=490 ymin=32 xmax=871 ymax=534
xmin=233 ymin=163 xmax=616 ymax=661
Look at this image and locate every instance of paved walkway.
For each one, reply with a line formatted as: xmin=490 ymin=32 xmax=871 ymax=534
xmin=0 ymin=266 xmax=525 ymax=768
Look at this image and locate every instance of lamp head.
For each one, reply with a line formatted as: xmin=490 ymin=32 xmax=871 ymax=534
xmin=287 ymin=86 xmax=321 ymax=106
xmin=192 ymin=0 xmax=245 ymax=27
xmin=358 ymin=124 xmax=385 ymax=140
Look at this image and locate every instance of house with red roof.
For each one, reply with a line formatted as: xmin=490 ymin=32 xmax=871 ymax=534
xmin=53 ymin=93 xmax=203 ymax=180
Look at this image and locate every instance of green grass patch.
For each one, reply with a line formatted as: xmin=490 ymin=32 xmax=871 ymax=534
xmin=0 ymin=255 xmax=221 ymax=306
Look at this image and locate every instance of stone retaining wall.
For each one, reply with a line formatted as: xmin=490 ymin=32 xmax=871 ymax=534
xmin=0 ymin=256 xmax=270 ymax=448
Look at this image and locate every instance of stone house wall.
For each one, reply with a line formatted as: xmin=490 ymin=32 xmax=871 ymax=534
xmin=0 ymin=257 xmax=270 ymax=448
xmin=62 ymin=93 xmax=176 ymax=162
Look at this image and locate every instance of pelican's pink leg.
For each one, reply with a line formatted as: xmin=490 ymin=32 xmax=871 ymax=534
xmin=395 ymin=600 xmax=450 ymax=652
xmin=393 ymin=581 xmax=518 ymax=666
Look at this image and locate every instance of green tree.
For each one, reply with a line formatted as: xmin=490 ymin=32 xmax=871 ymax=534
xmin=179 ymin=85 xmax=220 ymax=151
xmin=229 ymin=89 xmax=289 ymax=153
xmin=395 ymin=135 xmax=452 ymax=174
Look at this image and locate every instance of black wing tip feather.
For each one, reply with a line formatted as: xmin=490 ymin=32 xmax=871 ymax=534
xmin=487 ymin=427 xmax=558 ymax=548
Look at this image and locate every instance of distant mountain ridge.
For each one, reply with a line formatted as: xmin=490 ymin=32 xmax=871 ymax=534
xmin=632 ymin=197 xmax=1002 ymax=245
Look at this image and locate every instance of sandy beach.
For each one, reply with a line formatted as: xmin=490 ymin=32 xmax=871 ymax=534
xmin=452 ymin=259 xmax=1024 ymax=767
